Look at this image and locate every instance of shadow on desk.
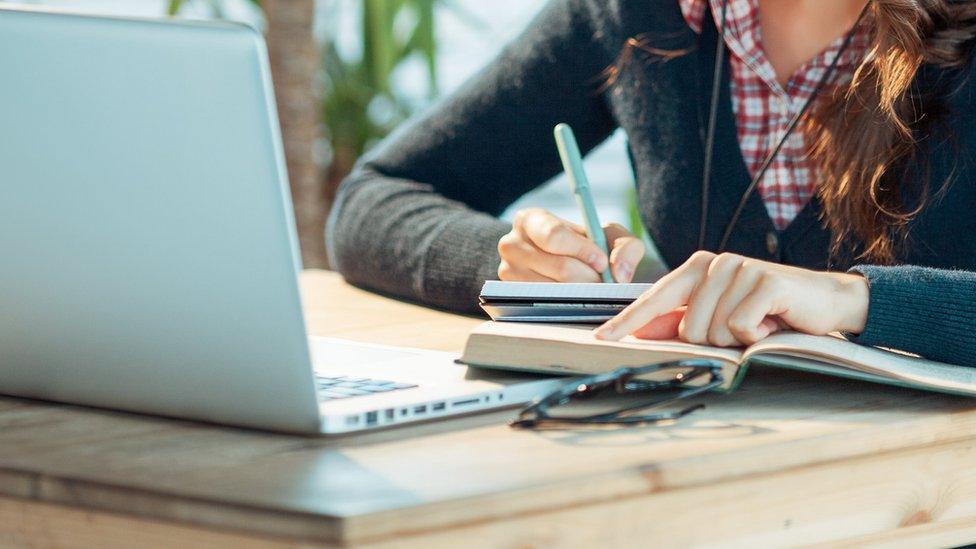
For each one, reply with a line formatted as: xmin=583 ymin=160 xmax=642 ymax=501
xmin=521 ymin=366 xmax=976 ymax=448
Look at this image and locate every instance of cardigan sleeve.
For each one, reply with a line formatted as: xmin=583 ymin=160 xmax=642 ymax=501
xmin=847 ymin=265 xmax=976 ymax=367
xmin=326 ymin=0 xmax=618 ymax=313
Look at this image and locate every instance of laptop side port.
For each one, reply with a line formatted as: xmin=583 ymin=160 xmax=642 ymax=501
xmin=432 ymin=402 xmax=446 ymax=412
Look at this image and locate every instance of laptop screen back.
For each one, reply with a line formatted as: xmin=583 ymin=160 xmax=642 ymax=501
xmin=0 ymin=7 xmax=321 ymax=432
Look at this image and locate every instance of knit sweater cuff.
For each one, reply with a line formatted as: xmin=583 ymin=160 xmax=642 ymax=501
xmin=420 ymin=214 xmax=510 ymax=314
xmin=846 ymin=265 xmax=914 ymax=348
xmin=847 ymin=264 xmax=976 ymax=366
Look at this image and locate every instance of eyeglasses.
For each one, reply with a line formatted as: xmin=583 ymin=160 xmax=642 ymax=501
xmin=510 ymin=359 xmax=725 ymax=429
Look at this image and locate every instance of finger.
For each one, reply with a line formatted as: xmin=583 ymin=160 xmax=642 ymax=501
xmin=601 ymin=223 xmax=633 ymax=242
xmin=677 ymin=253 xmax=744 ymax=345
xmin=727 ymin=276 xmax=789 ymax=345
xmin=515 ymin=210 xmax=608 ymax=271
xmin=497 ymin=261 xmax=556 ymax=282
xmin=551 ymin=219 xmax=592 ymax=238
xmin=565 ymin=220 xmax=590 ymax=236
xmin=535 ymin=255 xmax=601 ymax=282
xmin=499 ymin=236 xmax=600 ymax=282
xmin=604 ymin=223 xmax=645 ymax=283
xmin=707 ymin=260 xmax=764 ymax=346
xmin=631 ymin=308 xmax=685 ymax=340
xmin=594 ymin=251 xmax=715 ymax=340
xmin=760 ymin=317 xmax=781 ymax=336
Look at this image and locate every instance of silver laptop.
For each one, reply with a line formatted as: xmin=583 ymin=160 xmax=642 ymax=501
xmin=0 ymin=6 xmax=562 ymax=434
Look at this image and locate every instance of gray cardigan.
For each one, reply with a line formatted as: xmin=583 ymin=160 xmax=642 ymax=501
xmin=328 ymin=0 xmax=976 ymax=367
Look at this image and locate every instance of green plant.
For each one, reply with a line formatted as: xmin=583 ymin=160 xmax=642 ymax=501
xmin=167 ymin=0 xmax=260 ymax=17
xmin=167 ymin=0 xmax=445 ymax=191
xmin=627 ymin=187 xmax=647 ymax=239
xmin=322 ymin=0 xmax=442 ymax=190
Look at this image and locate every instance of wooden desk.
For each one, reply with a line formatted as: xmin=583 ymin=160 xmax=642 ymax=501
xmin=4 ymin=271 xmax=976 ymax=548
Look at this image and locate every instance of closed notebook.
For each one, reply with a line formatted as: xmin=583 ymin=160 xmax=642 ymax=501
xmin=458 ymin=322 xmax=976 ymax=397
xmin=479 ymin=281 xmax=654 ymax=323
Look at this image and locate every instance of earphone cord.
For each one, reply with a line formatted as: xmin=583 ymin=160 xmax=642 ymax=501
xmin=697 ymin=0 xmax=731 ymax=250
xmin=700 ymin=0 xmax=871 ymax=252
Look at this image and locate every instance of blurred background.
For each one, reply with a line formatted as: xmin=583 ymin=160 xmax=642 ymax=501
xmin=21 ymin=0 xmax=641 ymax=269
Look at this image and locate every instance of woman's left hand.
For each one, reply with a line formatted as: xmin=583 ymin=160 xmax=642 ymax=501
xmin=595 ymin=252 xmax=870 ymax=346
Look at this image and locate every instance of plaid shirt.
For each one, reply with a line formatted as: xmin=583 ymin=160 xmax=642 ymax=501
xmin=679 ymin=0 xmax=868 ymax=229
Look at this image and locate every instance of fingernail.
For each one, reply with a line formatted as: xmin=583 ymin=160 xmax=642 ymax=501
xmin=588 ymin=253 xmax=607 ymax=271
xmin=616 ymin=262 xmax=633 ymax=283
xmin=594 ymin=324 xmax=614 ymax=340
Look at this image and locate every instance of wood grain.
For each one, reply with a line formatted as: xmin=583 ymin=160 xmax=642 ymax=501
xmin=300 ymin=271 xmax=483 ymax=351
xmin=1 ymin=270 xmax=976 ymax=546
xmin=0 ymin=495 xmax=318 ymax=549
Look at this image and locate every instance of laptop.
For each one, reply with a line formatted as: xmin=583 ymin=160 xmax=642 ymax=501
xmin=0 ymin=6 xmax=563 ymax=434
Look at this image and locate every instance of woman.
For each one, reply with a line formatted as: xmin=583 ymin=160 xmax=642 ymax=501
xmin=327 ymin=0 xmax=976 ymax=366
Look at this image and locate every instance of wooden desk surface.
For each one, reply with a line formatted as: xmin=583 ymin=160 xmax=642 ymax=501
xmin=4 ymin=270 xmax=976 ymax=548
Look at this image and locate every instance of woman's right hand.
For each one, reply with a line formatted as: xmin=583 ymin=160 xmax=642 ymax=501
xmin=498 ymin=208 xmax=645 ymax=283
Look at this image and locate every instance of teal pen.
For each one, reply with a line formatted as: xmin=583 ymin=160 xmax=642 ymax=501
xmin=553 ymin=123 xmax=615 ymax=283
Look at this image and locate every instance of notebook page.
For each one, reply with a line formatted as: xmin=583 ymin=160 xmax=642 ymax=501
xmin=468 ymin=321 xmax=744 ymax=364
xmin=744 ymin=331 xmax=976 ymax=395
xmin=460 ymin=321 xmax=743 ymax=389
xmin=480 ymin=281 xmax=653 ymax=301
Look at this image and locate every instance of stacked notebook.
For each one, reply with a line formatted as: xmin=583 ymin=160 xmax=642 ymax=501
xmin=467 ymin=282 xmax=976 ymax=396
xmin=480 ymin=281 xmax=653 ymax=323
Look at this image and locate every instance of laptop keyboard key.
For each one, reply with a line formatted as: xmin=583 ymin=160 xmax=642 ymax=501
xmin=329 ymin=387 xmax=371 ymax=396
xmin=316 ymin=374 xmax=419 ymax=401
xmin=360 ymin=385 xmax=396 ymax=393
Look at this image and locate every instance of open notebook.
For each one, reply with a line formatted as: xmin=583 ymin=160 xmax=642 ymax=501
xmin=458 ymin=322 xmax=976 ymax=397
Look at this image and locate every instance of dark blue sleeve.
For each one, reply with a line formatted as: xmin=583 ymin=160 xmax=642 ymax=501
xmin=848 ymin=265 xmax=976 ymax=367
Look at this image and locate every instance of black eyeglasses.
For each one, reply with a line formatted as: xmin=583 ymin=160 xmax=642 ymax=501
xmin=510 ymin=359 xmax=725 ymax=429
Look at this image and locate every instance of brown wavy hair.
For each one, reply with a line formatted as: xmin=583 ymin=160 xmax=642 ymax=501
xmin=605 ymin=1 xmax=976 ymax=263
xmin=809 ymin=0 xmax=976 ymax=263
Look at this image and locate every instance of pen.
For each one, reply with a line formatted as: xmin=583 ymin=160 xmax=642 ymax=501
xmin=553 ymin=123 xmax=614 ymax=283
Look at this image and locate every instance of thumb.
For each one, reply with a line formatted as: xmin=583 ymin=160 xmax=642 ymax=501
xmin=604 ymin=223 xmax=646 ymax=283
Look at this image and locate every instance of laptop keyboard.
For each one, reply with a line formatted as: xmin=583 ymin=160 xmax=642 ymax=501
xmin=315 ymin=374 xmax=418 ymax=402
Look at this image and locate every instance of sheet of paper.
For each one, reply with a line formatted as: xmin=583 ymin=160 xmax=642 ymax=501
xmin=746 ymin=331 xmax=976 ymax=395
xmin=480 ymin=281 xmax=653 ymax=301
